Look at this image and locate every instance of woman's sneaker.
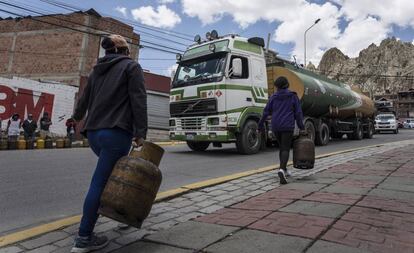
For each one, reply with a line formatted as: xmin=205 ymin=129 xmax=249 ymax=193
xmin=284 ymin=169 xmax=292 ymax=177
xmin=71 ymin=234 xmax=109 ymax=253
xmin=278 ymin=169 xmax=288 ymax=185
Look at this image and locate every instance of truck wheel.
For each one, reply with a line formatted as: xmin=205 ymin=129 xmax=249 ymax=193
xmin=304 ymin=120 xmax=316 ymax=143
xmin=352 ymin=121 xmax=363 ymax=140
xmin=187 ymin=141 xmax=210 ymax=151
xmin=364 ymin=122 xmax=374 ymax=139
xmin=315 ymin=123 xmax=330 ymax=146
xmin=394 ymin=128 xmax=399 ymax=134
xmin=236 ymin=120 xmax=261 ymax=155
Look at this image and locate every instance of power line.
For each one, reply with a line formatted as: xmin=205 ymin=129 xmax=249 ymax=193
xmin=39 ymin=0 xmax=194 ymax=40
xmin=0 ymin=1 xmax=185 ymax=52
xmin=8 ymin=0 xmax=190 ymax=46
xmin=0 ymin=6 xmax=183 ymax=54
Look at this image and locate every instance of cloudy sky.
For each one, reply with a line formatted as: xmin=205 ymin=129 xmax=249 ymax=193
xmin=3 ymin=0 xmax=414 ymax=76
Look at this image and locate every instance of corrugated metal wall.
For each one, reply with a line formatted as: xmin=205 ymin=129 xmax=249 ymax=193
xmin=148 ymin=91 xmax=169 ymax=130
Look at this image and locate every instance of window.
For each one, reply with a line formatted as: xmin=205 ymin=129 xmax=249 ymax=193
xmin=229 ymin=55 xmax=249 ymax=79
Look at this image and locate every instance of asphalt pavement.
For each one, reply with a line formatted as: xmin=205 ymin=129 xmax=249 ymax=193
xmin=1 ymin=130 xmax=413 ymax=236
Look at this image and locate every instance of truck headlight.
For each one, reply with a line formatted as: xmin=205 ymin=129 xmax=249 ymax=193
xmin=169 ymin=119 xmax=176 ymax=127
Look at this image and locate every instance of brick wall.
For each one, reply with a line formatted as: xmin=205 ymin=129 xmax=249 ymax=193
xmin=0 ymin=9 xmax=140 ymax=87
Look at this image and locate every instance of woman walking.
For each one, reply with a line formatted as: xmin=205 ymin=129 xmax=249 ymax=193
xmin=71 ymin=34 xmax=147 ymax=253
xmin=259 ymin=76 xmax=305 ymax=185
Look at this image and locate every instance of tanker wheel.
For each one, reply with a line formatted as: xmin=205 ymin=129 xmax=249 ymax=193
xmin=187 ymin=141 xmax=210 ymax=151
xmin=352 ymin=121 xmax=363 ymax=140
xmin=304 ymin=120 xmax=316 ymax=143
xmin=364 ymin=122 xmax=374 ymax=139
xmin=236 ymin=120 xmax=261 ymax=155
xmin=315 ymin=123 xmax=330 ymax=146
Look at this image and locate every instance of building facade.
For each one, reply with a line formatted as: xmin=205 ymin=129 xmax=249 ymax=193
xmin=0 ymin=10 xmax=171 ymax=140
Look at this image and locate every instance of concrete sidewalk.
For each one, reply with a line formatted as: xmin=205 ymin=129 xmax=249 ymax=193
xmin=2 ymin=140 xmax=414 ymax=253
xmin=112 ymin=145 xmax=414 ymax=253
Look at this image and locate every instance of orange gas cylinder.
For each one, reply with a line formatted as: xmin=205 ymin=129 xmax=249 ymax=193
xmin=293 ymin=133 xmax=315 ymax=169
xmin=17 ymin=137 xmax=26 ymax=150
xmin=36 ymin=138 xmax=45 ymax=149
xmin=99 ymin=142 xmax=164 ymax=228
xmin=56 ymin=138 xmax=65 ymax=148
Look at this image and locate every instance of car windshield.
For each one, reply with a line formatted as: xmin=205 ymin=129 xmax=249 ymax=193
xmin=172 ymin=53 xmax=227 ymax=88
xmin=376 ymin=115 xmax=395 ymax=120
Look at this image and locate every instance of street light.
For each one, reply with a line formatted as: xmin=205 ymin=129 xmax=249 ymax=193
xmin=304 ymin=18 xmax=321 ymax=68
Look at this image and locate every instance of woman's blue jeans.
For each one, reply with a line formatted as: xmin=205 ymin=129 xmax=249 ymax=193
xmin=78 ymin=128 xmax=132 ymax=237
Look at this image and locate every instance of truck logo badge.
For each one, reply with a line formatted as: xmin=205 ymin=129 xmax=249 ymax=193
xmin=183 ymin=100 xmax=201 ymax=114
xmin=215 ymin=90 xmax=223 ymax=97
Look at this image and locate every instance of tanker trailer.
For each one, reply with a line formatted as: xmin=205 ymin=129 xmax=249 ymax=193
xmin=266 ymin=62 xmax=375 ymax=145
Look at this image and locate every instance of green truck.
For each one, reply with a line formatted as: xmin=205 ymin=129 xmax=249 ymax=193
xmin=169 ymin=31 xmax=376 ymax=154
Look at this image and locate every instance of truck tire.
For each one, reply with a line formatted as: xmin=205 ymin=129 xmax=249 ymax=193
xmin=364 ymin=122 xmax=374 ymax=139
xmin=394 ymin=128 xmax=399 ymax=134
xmin=187 ymin=141 xmax=210 ymax=151
xmin=351 ymin=121 xmax=363 ymax=140
xmin=236 ymin=120 xmax=261 ymax=155
xmin=304 ymin=120 xmax=316 ymax=143
xmin=315 ymin=123 xmax=330 ymax=146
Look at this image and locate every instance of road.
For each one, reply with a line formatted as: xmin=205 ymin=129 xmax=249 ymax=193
xmin=1 ymin=130 xmax=413 ymax=236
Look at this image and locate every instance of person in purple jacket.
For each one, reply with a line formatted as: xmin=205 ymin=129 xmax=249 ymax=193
xmin=259 ymin=76 xmax=305 ymax=184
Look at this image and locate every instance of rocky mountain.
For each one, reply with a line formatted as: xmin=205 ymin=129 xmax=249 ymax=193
xmin=317 ymin=37 xmax=414 ymax=98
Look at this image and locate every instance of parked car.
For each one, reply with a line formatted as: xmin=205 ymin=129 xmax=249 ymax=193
xmin=403 ymin=118 xmax=414 ymax=129
xmin=375 ymin=114 xmax=399 ymax=134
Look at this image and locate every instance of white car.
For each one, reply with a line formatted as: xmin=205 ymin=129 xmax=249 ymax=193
xmin=403 ymin=119 xmax=414 ymax=129
xmin=375 ymin=114 xmax=398 ymax=134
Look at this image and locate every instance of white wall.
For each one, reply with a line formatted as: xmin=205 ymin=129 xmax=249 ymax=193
xmin=0 ymin=77 xmax=78 ymax=136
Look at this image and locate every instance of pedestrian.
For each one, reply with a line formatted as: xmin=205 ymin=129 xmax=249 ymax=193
xmin=0 ymin=117 xmax=3 ymax=138
xmin=22 ymin=113 xmax=38 ymax=141
xmin=70 ymin=34 xmax=147 ymax=253
xmin=40 ymin=112 xmax=52 ymax=139
xmin=258 ymin=76 xmax=305 ymax=185
xmin=7 ymin=113 xmax=21 ymax=141
xmin=66 ymin=118 xmax=76 ymax=142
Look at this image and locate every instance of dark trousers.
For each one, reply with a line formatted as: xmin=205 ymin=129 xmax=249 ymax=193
xmin=78 ymin=128 xmax=132 ymax=237
xmin=274 ymin=131 xmax=294 ymax=170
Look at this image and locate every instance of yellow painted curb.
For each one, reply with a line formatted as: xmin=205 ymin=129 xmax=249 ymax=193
xmin=155 ymin=188 xmax=190 ymax=201
xmin=0 ymin=141 xmax=394 ymax=248
xmin=0 ymin=215 xmax=81 ymax=248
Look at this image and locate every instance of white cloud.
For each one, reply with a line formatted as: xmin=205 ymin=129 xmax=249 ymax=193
xmin=114 ymin=6 xmax=127 ymax=17
xmin=131 ymin=5 xmax=181 ymax=29
xmin=166 ymin=64 xmax=178 ymax=77
xmin=181 ymin=0 xmax=414 ymax=65
xmin=159 ymin=0 xmax=176 ymax=3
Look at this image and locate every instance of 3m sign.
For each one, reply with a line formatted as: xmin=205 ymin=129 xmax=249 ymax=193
xmin=0 ymin=85 xmax=55 ymax=121
xmin=0 ymin=77 xmax=78 ymax=136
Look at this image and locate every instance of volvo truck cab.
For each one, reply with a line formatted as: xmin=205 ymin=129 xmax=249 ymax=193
xmin=169 ymin=31 xmax=268 ymax=154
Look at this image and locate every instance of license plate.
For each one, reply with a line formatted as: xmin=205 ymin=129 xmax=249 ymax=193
xmin=186 ymin=134 xmax=195 ymax=140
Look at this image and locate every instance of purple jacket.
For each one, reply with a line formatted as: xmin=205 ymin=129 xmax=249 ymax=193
xmin=258 ymin=88 xmax=305 ymax=132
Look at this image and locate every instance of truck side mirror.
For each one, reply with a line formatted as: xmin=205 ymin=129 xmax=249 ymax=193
xmin=231 ymin=58 xmax=242 ymax=78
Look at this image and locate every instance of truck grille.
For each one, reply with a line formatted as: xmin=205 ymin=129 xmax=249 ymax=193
xmin=177 ymin=118 xmax=206 ymax=130
xmin=170 ymin=98 xmax=217 ymax=117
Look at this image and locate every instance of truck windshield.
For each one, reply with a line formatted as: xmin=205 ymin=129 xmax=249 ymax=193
xmin=173 ymin=53 xmax=227 ymax=88
xmin=376 ymin=115 xmax=395 ymax=120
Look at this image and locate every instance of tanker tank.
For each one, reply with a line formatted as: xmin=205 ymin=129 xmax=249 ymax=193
xmin=266 ymin=63 xmax=375 ymax=120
